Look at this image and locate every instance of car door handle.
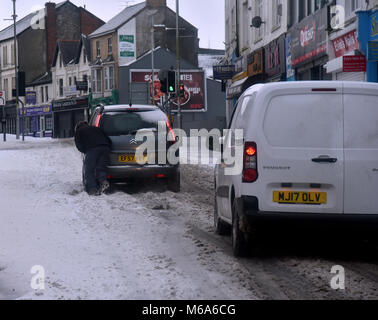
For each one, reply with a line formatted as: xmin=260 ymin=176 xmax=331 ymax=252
xmin=312 ymin=156 xmax=338 ymax=163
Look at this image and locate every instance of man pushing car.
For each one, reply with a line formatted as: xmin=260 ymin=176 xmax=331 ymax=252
xmin=74 ymin=121 xmax=112 ymax=196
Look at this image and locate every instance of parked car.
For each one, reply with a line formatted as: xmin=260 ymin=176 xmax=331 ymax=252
xmin=86 ymin=104 xmax=180 ymax=192
xmin=214 ymin=81 xmax=378 ymax=256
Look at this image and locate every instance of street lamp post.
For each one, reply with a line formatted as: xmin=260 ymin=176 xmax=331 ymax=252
xmin=176 ymin=0 xmax=182 ymax=130
xmin=12 ymin=0 xmax=20 ymax=140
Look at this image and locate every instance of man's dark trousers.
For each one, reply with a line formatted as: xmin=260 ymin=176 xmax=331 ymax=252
xmin=84 ymin=146 xmax=110 ymax=192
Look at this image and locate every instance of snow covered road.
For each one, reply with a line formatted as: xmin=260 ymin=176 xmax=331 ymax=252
xmin=1 ymin=137 xmax=378 ymax=300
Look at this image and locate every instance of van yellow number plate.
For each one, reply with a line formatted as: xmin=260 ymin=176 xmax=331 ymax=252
xmin=273 ymin=191 xmax=327 ymax=205
xmin=118 ymin=155 xmax=147 ymax=163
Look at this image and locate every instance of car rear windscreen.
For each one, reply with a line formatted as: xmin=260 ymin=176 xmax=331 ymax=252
xmin=100 ymin=111 xmax=167 ymax=136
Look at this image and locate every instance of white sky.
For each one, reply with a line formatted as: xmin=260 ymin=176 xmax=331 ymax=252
xmin=0 ymin=0 xmax=225 ymax=49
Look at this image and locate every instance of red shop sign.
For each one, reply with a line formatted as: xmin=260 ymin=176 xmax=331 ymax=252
xmin=332 ymin=30 xmax=360 ymax=58
xmin=343 ymin=55 xmax=367 ymax=72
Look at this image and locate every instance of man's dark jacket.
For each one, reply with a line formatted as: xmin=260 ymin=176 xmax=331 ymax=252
xmin=74 ymin=126 xmax=112 ymax=154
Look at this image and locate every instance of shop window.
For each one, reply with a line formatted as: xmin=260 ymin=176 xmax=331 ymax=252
xmin=45 ymin=116 xmax=53 ymax=130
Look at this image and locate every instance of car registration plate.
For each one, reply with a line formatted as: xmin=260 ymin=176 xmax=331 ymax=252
xmin=273 ymin=191 xmax=327 ymax=205
xmin=118 ymin=155 xmax=147 ymax=163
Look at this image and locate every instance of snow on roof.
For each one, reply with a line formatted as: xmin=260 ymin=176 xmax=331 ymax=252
xmin=0 ymin=1 xmax=66 ymax=42
xmin=89 ymin=2 xmax=146 ymax=38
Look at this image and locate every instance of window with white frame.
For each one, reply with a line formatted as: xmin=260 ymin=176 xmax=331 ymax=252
xmin=3 ymin=46 xmax=8 ymax=66
xmin=96 ymin=41 xmax=101 ymax=58
xmin=108 ymin=38 xmax=113 ymax=54
xmin=242 ymin=1 xmax=249 ymax=49
xmin=40 ymin=87 xmax=44 ymax=103
xmin=346 ymin=0 xmax=363 ymax=19
xmin=255 ymin=0 xmax=263 ymax=41
xmin=272 ymin=0 xmax=282 ymax=29
xmin=91 ymin=69 xmax=102 ymax=93
xmin=104 ymin=65 xmax=114 ymax=91
xmin=45 ymin=86 xmax=49 ymax=101
xmin=83 ymin=48 xmax=87 ymax=64
xmin=59 ymin=79 xmax=64 ymax=97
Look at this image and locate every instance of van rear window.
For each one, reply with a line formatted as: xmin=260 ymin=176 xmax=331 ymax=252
xmin=263 ymin=94 xmax=343 ymax=149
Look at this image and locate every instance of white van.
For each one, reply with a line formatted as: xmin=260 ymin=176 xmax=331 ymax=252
xmin=214 ymin=81 xmax=378 ymax=256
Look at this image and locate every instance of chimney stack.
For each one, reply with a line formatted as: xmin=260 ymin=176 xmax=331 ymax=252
xmin=146 ymin=0 xmax=166 ymax=7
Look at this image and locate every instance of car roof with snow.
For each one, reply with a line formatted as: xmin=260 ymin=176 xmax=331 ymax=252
xmin=99 ymin=105 xmax=161 ymax=112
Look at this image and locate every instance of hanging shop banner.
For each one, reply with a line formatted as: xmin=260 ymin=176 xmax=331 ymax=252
xmin=247 ymin=48 xmax=264 ymax=77
xmin=119 ymin=35 xmax=135 ymax=58
xmin=332 ymin=30 xmax=360 ymax=58
xmin=288 ymin=6 xmax=328 ymax=67
xmin=286 ymin=34 xmax=295 ymax=81
xmin=131 ymin=70 xmax=207 ymax=112
xmin=25 ymin=91 xmax=37 ymax=105
xmin=213 ymin=65 xmax=235 ymax=80
xmin=264 ymin=34 xmax=286 ymax=79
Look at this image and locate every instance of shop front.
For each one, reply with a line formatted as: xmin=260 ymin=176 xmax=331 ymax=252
xmin=325 ymin=29 xmax=365 ymax=81
xmin=226 ymin=48 xmax=265 ymax=101
xmin=52 ymin=97 xmax=89 ymax=139
xmin=357 ymin=10 xmax=378 ymax=83
xmin=264 ymin=34 xmax=286 ymax=82
xmin=287 ymin=6 xmax=330 ymax=81
xmin=20 ymin=105 xmax=53 ymax=137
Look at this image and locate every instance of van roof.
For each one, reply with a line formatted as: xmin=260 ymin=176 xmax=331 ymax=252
xmin=244 ymin=81 xmax=378 ymax=96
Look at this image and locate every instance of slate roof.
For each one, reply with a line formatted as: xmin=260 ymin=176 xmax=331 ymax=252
xmin=89 ymin=2 xmax=146 ymax=38
xmin=0 ymin=1 xmax=66 ymax=42
xmin=28 ymin=72 xmax=53 ymax=86
xmin=52 ymin=40 xmax=80 ymax=67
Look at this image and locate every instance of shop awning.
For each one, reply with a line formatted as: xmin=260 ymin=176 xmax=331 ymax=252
xmin=227 ymin=77 xmax=249 ymax=100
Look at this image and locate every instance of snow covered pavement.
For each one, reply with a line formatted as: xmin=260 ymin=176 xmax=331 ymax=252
xmin=0 ymin=136 xmax=255 ymax=300
xmin=1 ymin=136 xmax=378 ymax=300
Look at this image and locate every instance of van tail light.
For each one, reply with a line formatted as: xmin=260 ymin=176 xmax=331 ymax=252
xmin=243 ymin=142 xmax=258 ymax=183
xmin=94 ymin=114 xmax=102 ymax=127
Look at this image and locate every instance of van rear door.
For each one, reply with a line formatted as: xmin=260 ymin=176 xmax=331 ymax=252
xmin=343 ymin=83 xmax=378 ymax=215
xmin=257 ymin=83 xmax=344 ymax=214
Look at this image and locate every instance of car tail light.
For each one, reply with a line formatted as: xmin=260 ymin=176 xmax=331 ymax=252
xmin=156 ymin=174 xmax=165 ymax=179
xmin=243 ymin=142 xmax=258 ymax=183
xmin=94 ymin=114 xmax=102 ymax=127
xmin=166 ymin=120 xmax=176 ymax=143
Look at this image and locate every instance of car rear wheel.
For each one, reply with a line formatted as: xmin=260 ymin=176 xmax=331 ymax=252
xmin=167 ymin=169 xmax=180 ymax=193
xmin=214 ymin=193 xmax=231 ymax=236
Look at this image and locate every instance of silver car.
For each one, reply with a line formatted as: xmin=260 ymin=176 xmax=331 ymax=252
xmin=85 ymin=104 xmax=180 ymax=192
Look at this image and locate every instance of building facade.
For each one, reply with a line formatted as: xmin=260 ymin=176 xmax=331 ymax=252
xmin=0 ymin=1 xmax=104 ymax=135
xmin=87 ymin=0 xmax=199 ymax=110
xmin=224 ymin=0 xmax=378 ymax=120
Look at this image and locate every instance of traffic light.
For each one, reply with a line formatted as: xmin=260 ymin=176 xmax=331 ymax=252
xmin=179 ymin=83 xmax=185 ymax=98
xmin=158 ymin=70 xmax=168 ymax=94
xmin=167 ymin=70 xmax=176 ymax=94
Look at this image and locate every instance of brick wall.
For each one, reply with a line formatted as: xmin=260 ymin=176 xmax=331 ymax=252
xmin=80 ymin=8 xmax=105 ymax=36
xmin=45 ymin=2 xmax=57 ymax=71
xmin=146 ymin=0 xmax=167 ymax=7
